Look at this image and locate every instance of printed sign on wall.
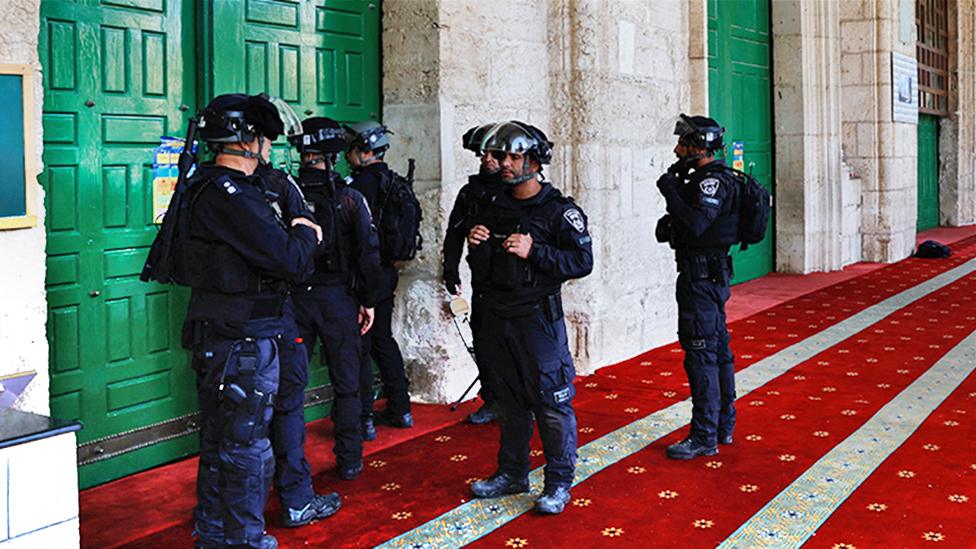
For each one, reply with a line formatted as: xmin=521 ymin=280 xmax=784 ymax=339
xmin=892 ymin=52 xmax=919 ymax=124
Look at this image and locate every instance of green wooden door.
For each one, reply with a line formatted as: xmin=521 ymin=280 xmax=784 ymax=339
xmin=707 ymin=0 xmax=774 ymax=283
xmin=917 ymin=114 xmax=940 ymax=230
xmin=205 ymin=0 xmax=382 ymax=419
xmin=41 ymin=0 xmax=198 ymax=488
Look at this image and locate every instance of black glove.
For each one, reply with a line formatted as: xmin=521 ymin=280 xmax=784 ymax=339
xmin=443 ymin=271 xmax=461 ymax=295
xmin=667 ymin=157 xmax=697 ymax=178
xmin=655 ymin=214 xmax=672 ymax=243
xmin=656 ymin=172 xmax=681 ymax=195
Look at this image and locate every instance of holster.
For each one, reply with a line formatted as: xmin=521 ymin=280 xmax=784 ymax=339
xmin=677 ymin=254 xmax=733 ymax=284
xmin=219 ymin=339 xmax=275 ymax=445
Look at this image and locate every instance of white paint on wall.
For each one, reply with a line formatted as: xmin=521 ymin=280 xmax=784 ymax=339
xmin=0 ymin=0 xmax=47 ymax=415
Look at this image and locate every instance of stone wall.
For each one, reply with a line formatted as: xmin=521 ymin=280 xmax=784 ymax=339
xmin=383 ymin=0 xmax=690 ymax=402
xmin=942 ymin=0 xmax=976 ymax=226
xmin=772 ymin=0 xmax=850 ymax=273
xmin=840 ymin=0 xmax=918 ymax=263
xmin=0 ymin=0 xmax=47 ymax=415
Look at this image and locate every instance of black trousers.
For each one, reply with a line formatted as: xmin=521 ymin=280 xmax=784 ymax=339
xmin=478 ymin=307 xmax=578 ymax=488
xmin=268 ymin=304 xmax=315 ymax=510
xmin=293 ymin=285 xmax=364 ymax=467
xmin=189 ymin=317 xmax=282 ymax=548
xmin=675 ymin=269 xmax=737 ymax=446
xmin=470 ymin=293 xmax=496 ymax=404
xmin=361 ymin=264 xmax=411 ymax=417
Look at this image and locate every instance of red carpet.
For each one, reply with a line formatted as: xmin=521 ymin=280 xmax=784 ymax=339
xmin=80 ymin=228 xmax=976 ymax=548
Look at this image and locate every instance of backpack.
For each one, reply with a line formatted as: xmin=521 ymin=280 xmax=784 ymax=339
xmin=731 ymin=168 xmax=772 ymax=250
xmin=377 ymin=159 xmax=423 ymax=261
xmin=914 ymin=240 xmax=951 ymax=258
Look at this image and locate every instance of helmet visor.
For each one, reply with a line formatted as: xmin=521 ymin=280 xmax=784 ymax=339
xmin=483 ymin=122 xmax=538 ymax=155
xmin=265 ymin=95 xmax=303 ymax=140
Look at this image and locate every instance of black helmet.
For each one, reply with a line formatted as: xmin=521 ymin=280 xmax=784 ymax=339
xmin=343 ymin=120 xmax=391 ymax=153
xmin=198 ymin=94 xmax=284 ymax=143
xmin=673 ymin=113 xmax=724 ymax=150
xmin=291 ymin=117 xmax=346 ymax=154
xmin=461 ymin=123 xmax=496 ymax=155
xmin=482 ymin=121 xmax=553 ymax=165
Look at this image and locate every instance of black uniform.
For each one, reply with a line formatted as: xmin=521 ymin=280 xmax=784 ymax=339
xmin=442 ymin=171 xmax=504 ymax=404
xmin=292 ymin=167 xmax=382 ymax=469
xmin=176 ymin=164 xmax=317 ymax=548
xmin=659 ymin=159 xmax=738 ymax=447
xmin=252 ymin=164 xmax=326 ymax=510
xmin=349 ymin=162 xmax=411 ymax=419
xmin=468 ymin=181 xmax=593 ymax=489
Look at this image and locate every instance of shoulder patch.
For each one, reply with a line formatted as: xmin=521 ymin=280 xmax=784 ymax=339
xmin=215 ymin=176 xmax=239 ymax=196
xmin=563 ymin=208 xmax=586 ymax=233
xmin=699 ymin=177 xmax=720 ymax=197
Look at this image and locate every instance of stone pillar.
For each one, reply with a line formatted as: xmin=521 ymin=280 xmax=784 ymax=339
xmin=773 ymin=0 xmax=847 ymax=273
xmin=546 ymin=0 xmax=690 ymax=373
xmin=688 ymin=0 xmax=709 ymax=115
xmin=0 ymin=0 xmax=47 ymax=414
xmin=382 ymin=0 xmax=693 ymax=401
xmin=941 ymin=0 xmax=976 ymax=226
xmin=840 ymin=0 xmax=918 ymax=263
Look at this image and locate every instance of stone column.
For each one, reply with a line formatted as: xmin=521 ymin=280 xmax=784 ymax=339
xmin=382 ymin=0 xmax=694 ymax=401
xmin=545 ymin=0 xmax=690 ymax=373
xmin=688 ymin=0 xmax=709 ymax=115
xmin=941 ymin=0 xmax=976 ymax=226
xmin=382 ymin=0 xmax=553 ymax=402
xmin=773 ymin=0 xmax=847 ymax=273
xmin=840 ymin=0 xmax=918 ymax=262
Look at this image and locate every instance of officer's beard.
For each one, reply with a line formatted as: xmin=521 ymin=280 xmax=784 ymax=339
xmin=668 ymin=155 xmax=702 ymax=178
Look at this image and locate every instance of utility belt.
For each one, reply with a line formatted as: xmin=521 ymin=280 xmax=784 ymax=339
xmin=186 ymin=288 xmax=288 ymax=326
xmin=676 ymin=251 xmax=733 ymax=283
xmin=489 ymin=292 xmax=563 ymax=321
xmin=304 ymin=270 xmax=351 ymax=288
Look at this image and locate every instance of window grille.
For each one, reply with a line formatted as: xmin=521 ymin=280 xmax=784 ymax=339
xmin=916 ymin=0 xmax=949 ymax=116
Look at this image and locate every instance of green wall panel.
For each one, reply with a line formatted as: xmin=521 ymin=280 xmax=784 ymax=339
xmin=708 ymin=0 xmax=775 ymax=284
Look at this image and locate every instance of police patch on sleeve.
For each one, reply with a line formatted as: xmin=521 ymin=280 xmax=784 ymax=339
xmin=563 ymin=208 xmax=586 ymax=233
xmin=699 ymin=177 xmax=720 ymax=196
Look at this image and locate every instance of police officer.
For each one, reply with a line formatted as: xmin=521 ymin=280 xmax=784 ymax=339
xmin=443 ymin=123 xmax=504 ymax=424
xmin=344 ymin=121 xmax=414 ymax=433
xmin=245 ymin=100 xmax=348 ymax=518
xmin=655 ymin=114 xmax=738 ymax=460
xmin=159 ymin=94 xmax=338 ymax=549
xmin=289 ymin=117 xmax=382 ymax=480
xmin=466 ymin=121 xmax=593 ymax=515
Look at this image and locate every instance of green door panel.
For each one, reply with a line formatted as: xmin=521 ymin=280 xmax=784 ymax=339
xmin=41 ymin=0 xmax=198 ymax=488
xmin=707 ymin=0 xmax=774 ymax=284
xmin=205 ymin=0 xmax=381 ymax=167
xmin=43 ymin=0 xmax=383 ymax=487
xmin=917 ymin=114 xmax=940 ymax=231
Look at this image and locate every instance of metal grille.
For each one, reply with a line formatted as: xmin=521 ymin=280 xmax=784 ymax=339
xmin=916 ymin=0 xmax=950 ymax=116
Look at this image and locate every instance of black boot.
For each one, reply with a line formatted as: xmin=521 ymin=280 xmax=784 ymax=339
xmin=470 ymin=472 xmax=529 ymax=498
xmin=338 ymin=460 xmax=363 ymax=481
xmin=467 ymin=401 xmax=500 ymax=425
xmin=362 ymin=416 xmax=377 ymax=441
xmin=666 ymin=437 xmax=718 ymax=460
xmin=377 ymin=410 xmax=414 ymax=429
xmin=281 ymin=492 xmax=342 ymax=527
xmin=534 ymin=485 xmax=571 ymax=515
